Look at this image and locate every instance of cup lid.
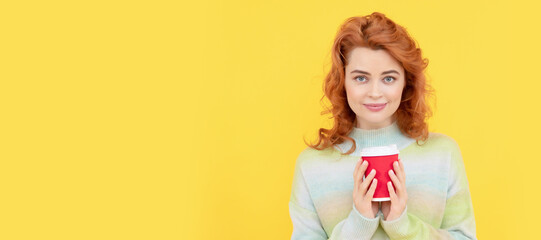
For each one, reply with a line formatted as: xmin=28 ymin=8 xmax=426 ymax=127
xmin=360 ymin=144 xmax=399 ymax=157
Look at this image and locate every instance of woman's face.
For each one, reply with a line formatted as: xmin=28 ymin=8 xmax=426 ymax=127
xmin=344 ymin=47 xmax=406 ymax=129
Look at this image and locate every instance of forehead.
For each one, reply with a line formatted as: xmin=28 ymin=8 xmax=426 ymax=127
xmin=345 ymin=47 xmax=403 ymax=72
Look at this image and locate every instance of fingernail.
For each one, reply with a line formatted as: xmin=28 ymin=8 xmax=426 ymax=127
xmin=371 ymin=169 xmax=375 ymax=174
xmin=389 ymin=169 xmax=394 ymax=174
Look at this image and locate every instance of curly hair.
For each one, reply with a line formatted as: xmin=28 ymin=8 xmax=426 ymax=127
xmin=304 ymin=12 xmax=435 ymax=155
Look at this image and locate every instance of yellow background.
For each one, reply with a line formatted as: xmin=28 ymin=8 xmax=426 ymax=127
xmin=1 ymin=0 xmax=540 ymax=239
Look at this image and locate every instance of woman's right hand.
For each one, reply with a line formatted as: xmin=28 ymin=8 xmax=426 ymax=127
xmin=353 ymin=160 xmax=379 ymax=219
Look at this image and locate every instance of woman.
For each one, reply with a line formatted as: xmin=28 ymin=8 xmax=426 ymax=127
xmin=289 ymin=12 xmax=476 ymax=239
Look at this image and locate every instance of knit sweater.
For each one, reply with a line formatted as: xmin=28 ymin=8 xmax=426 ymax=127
xmin=288 ymin=121 xmax=476 ymax=239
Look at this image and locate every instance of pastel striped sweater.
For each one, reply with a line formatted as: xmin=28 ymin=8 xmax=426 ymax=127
xmin=289 ymin=122 xmax=476 ymax=239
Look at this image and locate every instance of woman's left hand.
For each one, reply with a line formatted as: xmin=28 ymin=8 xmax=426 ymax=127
xmin=381 ymin=158 xmax=408 ymax=221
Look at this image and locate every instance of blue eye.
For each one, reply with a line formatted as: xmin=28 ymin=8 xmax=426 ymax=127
xmin=354 ymin=76 xmax=367 ymax=82
xmin=384 ymin=76 xmax=395 ymax=83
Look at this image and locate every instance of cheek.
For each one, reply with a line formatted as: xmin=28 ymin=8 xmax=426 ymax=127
xmin=389 ymin=87 xmax=404 ymax=102
xmin=345 ymin=89 xmax=365 ymax=112
xmin=392 ymin=92 xmax=403 ymax=102
xmin=345 ymin=86 xmax=362 ymax=101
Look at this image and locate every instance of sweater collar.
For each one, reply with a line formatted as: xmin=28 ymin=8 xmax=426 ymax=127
xmin=334 ymin=121 xmax=415 ymax=156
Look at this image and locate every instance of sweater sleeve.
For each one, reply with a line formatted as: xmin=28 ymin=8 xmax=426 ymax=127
xmin=379 ymin=139 xmax=477 ymax=239
xmin=289 ymin=152 xmax=380 ymax=240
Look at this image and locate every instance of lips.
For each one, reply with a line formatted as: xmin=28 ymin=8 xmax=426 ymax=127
xmin=364 ymin=103 xmax=387 ymax=107
xmin=364 ymin=103 xmax=387 ymax=112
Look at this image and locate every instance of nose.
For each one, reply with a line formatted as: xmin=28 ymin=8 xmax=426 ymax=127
xmin=368 ymin=81 xmax=382 ymax=98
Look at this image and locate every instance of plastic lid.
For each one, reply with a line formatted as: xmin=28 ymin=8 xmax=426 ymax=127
xmin=360 ymin=144 xmax=399 ymax=157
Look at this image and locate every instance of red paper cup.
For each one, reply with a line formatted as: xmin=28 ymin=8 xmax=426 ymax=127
xmin=361 ymin=144 xmax=399 ymax=202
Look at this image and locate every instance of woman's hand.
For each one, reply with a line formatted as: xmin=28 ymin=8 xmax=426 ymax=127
xmin=353 ymin=160 xmax=379 ymax=219
xmin=381 ymin=159 xmax=408 ymax=221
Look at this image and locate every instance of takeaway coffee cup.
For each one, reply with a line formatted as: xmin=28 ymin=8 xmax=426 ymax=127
xmin=361 ymin=144 xmax=399 ymax=202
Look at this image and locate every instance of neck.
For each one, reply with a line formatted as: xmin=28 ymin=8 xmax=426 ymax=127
xmin=334 ymin=121 xmax=415 ymax=156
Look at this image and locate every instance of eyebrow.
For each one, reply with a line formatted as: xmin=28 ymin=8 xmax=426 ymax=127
xmin=350 ymin=69 xmax=400 ymax=75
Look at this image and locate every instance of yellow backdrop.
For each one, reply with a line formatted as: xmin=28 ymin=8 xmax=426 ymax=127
xmin=1 ymin=0 xmax=540 ymax=239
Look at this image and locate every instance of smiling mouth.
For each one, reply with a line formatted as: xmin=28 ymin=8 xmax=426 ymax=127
xmin=363 ymin=103 xmax=387 ymax=112
xmin=364 ymin=103 xmax=387 ymax=107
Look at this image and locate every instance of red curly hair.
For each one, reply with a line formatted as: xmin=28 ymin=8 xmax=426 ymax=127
xmin=305 ymin=12 xmax=435 ymax=155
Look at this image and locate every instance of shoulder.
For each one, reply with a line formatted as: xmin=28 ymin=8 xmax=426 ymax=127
xmin=294 ymin=146 xmax=342 ymax=168
xmin=421 ymin=132 xmax=461 ymax=152
xmin=296 ymin=146 xmax=337 ymax=161
xmin=402 ymin=132 xmax=462 ymax=159
xmin=403 ymin=132 xmax=465 ymax=173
